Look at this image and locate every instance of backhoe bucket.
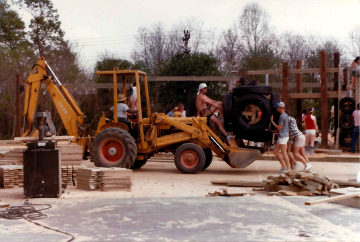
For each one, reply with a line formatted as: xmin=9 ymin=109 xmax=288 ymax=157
xmin=227 ymin=136 xmax=262 ymax=168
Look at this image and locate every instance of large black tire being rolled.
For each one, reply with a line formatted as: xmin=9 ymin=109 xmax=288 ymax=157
xmin=130 ymin=159 xmax=147 ymax=169
xmin=174 ymin=143 xmax=205 ymax=174
xmin=91 ymin=128 xmax=136 ymax=168
xmin=202 ymin=148 xmax=213 ymax=171
xmin=340 ymin=97 xmax=355 ymax=113
xmin=339 ymin=131 xmax=353 ymax=147
xmin=339 ymin=114 xmax=354 ymax=130
xmin=223 ymin=94 xmax=234 ymax=132
xmin=234 ymin=94 xmax=272 ymax=131
xmin=232 ymin=86 xmax=272 ymax=97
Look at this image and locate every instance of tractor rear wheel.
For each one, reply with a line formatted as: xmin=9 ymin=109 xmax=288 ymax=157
xmin=202 ymin=148 xmax=213 ymax=171
xmin=91 ymin=128 xmax=136 ymax=168
xmin=174 ymin=143 xmax=205 ymax=174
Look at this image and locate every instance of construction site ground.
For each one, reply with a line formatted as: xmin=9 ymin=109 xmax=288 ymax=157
xmin=1 ymin=155 xmax=360 ymax=241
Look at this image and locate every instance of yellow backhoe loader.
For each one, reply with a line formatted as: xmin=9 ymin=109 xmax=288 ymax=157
xmin=23 ymin=57 xmax=264 ymax=173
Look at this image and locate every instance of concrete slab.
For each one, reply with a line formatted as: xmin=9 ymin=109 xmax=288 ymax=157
xmin=1 ymin=196 xmax=359 ymax=242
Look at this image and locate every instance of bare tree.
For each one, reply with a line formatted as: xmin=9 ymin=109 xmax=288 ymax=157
xmin=349 ymin=26 xmax=360 ymax=59
xmin=237 ymin=2 xmax=273 ymax=54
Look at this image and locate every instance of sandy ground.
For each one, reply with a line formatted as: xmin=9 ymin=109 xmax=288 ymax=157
xmin=1 ymin=157 xmax=359 ymax=203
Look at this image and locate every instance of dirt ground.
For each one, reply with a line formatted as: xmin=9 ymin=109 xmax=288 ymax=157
xmin=1 ymin=156 xmax=359 ymax=203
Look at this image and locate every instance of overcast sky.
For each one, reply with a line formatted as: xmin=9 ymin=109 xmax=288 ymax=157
xmin=12 ymin=0 xmax=360 ymax=69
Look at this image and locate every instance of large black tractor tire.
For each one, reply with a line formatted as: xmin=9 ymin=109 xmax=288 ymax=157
xmin=234 ymin=94 xmax=272 ymax=131
xmin=236 ymin=130 xmax=274 ymax=143
xmin=340 ymin=97 xmax=355 ymax=113
xmin=91 ymin=128 xmax=137 ymax=168
xmin=232 ymin=86 xmax=272 ymax=97
xmin=174 ymin=143 xmax=206 ymax=174
xmin=339 ymin=131 xmax=353 ymax=147
xmin=202 ymin=148 xmax=213 ymax=171
xmin=339 ymin=114 xmax=354 ymax=130
xmin=130 ymin=159 xmax=147 ymax=169
xmin=271 ymin=93 xmax=280 ymax=107
xmin=223 ymin=94 xmax=234 ymax=132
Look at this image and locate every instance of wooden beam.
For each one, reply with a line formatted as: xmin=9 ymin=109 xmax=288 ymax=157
xmin=282 ymin=62 xmax=289 ymax=105
xmin=247 ymin=68 xmax=339 ymax=75
xmin=343 ymin=68 xmax=348 ymax=87
xmin=334 ymin=53 xmax=340 ymax=91
xmin=296 ymin=60 xmax=303 ymax=129
xmin=289 ymin=92 xmax=348 ymax=99
xmin=320 ymin=51 xmax=328 ymax=149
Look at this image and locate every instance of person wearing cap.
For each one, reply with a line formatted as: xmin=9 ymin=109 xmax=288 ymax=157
xmin=196 ymin=83 xmax=230 ymax=141
xmin=270 ymin=101 xmax=291 ymax=172
xmin=304 ymin=106 xmax=319 ymax=156
xmin=110 ymin=94 xmax=138 ymax=136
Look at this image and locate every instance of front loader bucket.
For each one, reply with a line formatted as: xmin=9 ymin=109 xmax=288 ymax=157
xmin=227 ymin=136 xmax=262 ymax=168
xmin=228 ymin=148 xmax=262 ymax=168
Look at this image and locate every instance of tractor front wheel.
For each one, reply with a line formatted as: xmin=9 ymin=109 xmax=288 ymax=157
xmin=174 ymin=143 xmax=205 ymax=174
xmin=91 ymin=128 xmax=137 ymax=168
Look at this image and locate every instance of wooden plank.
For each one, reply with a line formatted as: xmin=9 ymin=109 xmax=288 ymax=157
xmin=305 ymin=193 xmax=360 ymax=206
xmin=331 ymin=180 xmax=360 ymax=187
xmin=226 ymin=181 xmax=266 ymax=187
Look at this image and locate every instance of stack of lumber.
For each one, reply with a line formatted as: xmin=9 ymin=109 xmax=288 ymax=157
xmin=99 ymin=168 xmax=132 ymax=191
xmin=77 ymin=167 xmax=102 ymax=190
xmin=0 ymin=137 xmax=83 ymax=166
xmin=0 ymin=147 xmax=26 ymax=165
xmin=76 ymin=167 xmax=132 ymax=191
xmin=0 ymin=165 xmax=24 ymax=189
xmin=211 ymin=171 xmax=360 ymax=197
xmin=57 ymin=142 xmax=83 ymax=166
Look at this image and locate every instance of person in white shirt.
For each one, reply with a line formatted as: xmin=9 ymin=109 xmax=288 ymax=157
xmin=351 ymin=103 xmax=360 ymax=153
xmin=178 ymin=103 xmax=186 ymax=117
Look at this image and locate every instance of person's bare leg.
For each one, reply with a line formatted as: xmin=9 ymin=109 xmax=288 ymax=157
xmin=350 ymin=76 xmax=355 ymax=90
xmin=293 ymin=146 xmax=307 ymax=165
xmin=273 ymin=143 xmax=285 ymax=168
xmin=216 ymin=101 xmax=224 ymax=117
xmin=309 ymin=134 xmax=316 ymax=155
xmin=209 ymin=115 xmax=227 ymax=136
xmin=280 ymin=144 xmax=291 ymax=170
xmin=287 ymin=143 xmax=297 ymax=167
xmin=299 ymin=146 xmax=309 ymax=163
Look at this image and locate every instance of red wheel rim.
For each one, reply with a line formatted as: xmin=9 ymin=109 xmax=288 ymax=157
xmin=99 ymin=138 xmax=124 ymax=164
xmin=180 ymin=150 xmax=198 ymax=168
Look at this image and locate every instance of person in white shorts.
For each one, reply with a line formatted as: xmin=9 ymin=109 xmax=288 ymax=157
xmin=271 ymin=102 xmax=291 ymax=172
xmin=285 ymin=110 xmax=312 ymax=171
xmin=304 ymin=106 xmax=319 ymax=155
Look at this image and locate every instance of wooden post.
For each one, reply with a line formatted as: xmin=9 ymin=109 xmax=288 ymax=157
xmin=333 ymin=53 xmax=340 ymax=143
xmin=343 ymin=68 xmax=348 ymax=89
xmin=282 ymin=62 xmax=289 ymax=105
xmin=320 ymin=51 xmax=328 ymax=149
xmin=296 ymin=60 xmax=302 ymax=129
xmin=16 ymin=74 xmax=22 ymax=137
xmin=334 ymin=53 xmax=339 ymax=91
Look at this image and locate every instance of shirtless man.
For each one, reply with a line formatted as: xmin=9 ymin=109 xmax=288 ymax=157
xmin=196 ymin=83 xmax=229 ymax=141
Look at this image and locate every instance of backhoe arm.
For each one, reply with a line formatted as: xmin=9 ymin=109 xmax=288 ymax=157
xmin=23 ymin=57 xmax=87 ymax=139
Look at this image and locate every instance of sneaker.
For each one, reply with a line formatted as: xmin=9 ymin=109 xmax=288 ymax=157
xmin=226 ymin=134 xmax=231 ymax=143
xmin=304 ymin=163 xmax=312 ymax=171
xmin=279 ymin=167 xmax=286 ymax=173
xmin=291 ymin=163 xmax=300 ymax=170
